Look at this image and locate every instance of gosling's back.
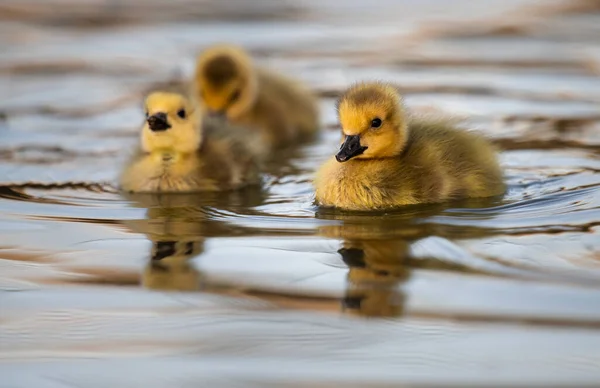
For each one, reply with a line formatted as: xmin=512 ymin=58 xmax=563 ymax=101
xmin=257 ymin=68 xmax=319 ymax=138
xmin=194 ymin=45 xmax=320 ymax=149
xmin=234 ymin=68 xmax=319 ymax=148
xmin=195 ymin=116 xmax=264 ymax=189
xmin=401 ymin=119 xmax=505 ymax=201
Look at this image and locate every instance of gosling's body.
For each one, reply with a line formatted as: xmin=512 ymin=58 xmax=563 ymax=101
xmin=315 ymin=83 xmax=505 ymax=211
xmin=119 ymin=92 xmax=263 ymax=193
xmin=194 ymin=44 xmax=319 ymax=149
xmin=316 ymin=120 xmax=504 ymax=209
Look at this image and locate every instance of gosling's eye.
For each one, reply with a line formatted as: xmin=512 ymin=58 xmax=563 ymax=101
xmin=145 ymin=111 xmax=149 ymax=118
xmin=371 ymin=118 xmax=382 ymax=128
xmin=229 ymin=89 xmax=241 ymax=104
xmin=177 ymin=109 xmax=186 ymax=119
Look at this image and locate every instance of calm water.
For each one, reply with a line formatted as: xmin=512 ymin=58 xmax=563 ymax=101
xmin=2 ymin=1 xmax=600 ymax=387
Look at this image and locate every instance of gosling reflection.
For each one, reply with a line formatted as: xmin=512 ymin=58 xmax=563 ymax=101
xmin=122 ymin=193 xmax=218 ymax=292
xmin=337 ymin=238 xmax=411 ymax=318
xmin=143 ymin=239 xmax=204 ymax=292
xmin=328 ymin=227 xmax=483 ymax=318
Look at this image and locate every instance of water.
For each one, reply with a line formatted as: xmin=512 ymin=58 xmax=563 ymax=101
xmin=2 ymin=1 xmax=600 ymax=387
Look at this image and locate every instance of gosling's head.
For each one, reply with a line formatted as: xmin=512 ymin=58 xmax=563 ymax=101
xmin=335 ymin=82 xmax=408 ymax=162
xmin=194 ymin=44 xmax=258 ymax=120
xmin=141 ymin=92 xmax=202 ymax=154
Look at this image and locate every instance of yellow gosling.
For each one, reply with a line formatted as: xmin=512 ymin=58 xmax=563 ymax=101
xmin=193 ymin=44 xmax=319 ymax=149
xmin=314 ymin=82 xmax=505 ymax=211
xmin=119 ymin=91 xmax=263 ymax=193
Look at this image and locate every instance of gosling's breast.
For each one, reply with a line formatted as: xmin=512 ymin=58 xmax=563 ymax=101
xmin=316 ymin=162 xmax=382 ymax=209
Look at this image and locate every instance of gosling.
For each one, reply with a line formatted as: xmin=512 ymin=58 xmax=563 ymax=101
xmin=119 ymin=91 xmax=263 ymax=193
xmin=314 ymin=82 xmax=505 ymax=211
xmin=193 ymin=44 xmax=319 ymax=149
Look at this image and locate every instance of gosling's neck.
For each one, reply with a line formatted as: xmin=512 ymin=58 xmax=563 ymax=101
xmin=140 ymin=130 xmax=203 ymax=163
xmin=229 ymin=73 xmax=260 ymax=120
xmin=143 ymin=148 xmax=196 ymax=165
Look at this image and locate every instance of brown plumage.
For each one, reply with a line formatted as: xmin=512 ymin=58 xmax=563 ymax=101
xmin=193 ymin=44 xmax=320 ymax=149
xmin=314 ymin=82 xmax=505 ymax=211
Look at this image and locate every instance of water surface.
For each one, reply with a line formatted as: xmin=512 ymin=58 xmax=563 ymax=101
xmin=2 ymin=1 xmax=600 ymax=387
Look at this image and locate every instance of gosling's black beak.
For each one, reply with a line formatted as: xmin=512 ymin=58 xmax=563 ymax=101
xmin=336 ymin=135 xmax=367 ymax=162
xmin=147 ymin=112 xmax=171 ymax=132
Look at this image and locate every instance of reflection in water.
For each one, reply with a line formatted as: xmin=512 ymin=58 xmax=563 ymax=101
xmin=122 ymin=187 xmax=268 ymax=214
xmin=121 ymin=193 xmax=219 ymax=292
xmin=338 ymin=238 xmax=410 ymax=318
xmin=120 ymin=189 xmax=513 ymax=312
xmin=144 ymin=240 xmax=204 ymax=292
xmin=321 ymin=221 xmax=415 ymax=318
xmin=315 ymin=195 xmax=507 ymax=241
xmin=323 ymin=220 xmax=485 ymax=318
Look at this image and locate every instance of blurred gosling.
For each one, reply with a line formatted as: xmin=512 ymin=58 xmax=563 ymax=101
xmin=193 ymin=44 xmax=319 ymax=149
xmin=314 ymin=82 xmax=505 ymax=211
xmin=119 ymin=91 xmax=263 ymax=193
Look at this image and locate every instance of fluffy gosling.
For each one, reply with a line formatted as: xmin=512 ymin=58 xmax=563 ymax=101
xmin=193 ymin=44 xmax=319 ymax=149
xmin=314 ymin=82 xmax=505 ymax=210
xmin=119 ymin=91 xmax=263 ymax=193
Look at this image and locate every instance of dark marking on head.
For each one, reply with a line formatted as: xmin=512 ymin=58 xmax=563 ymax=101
xmin=348 ymin=87 xmax=387 ymax=106
xmin=336 ymin=83 xmax=399 ymax=116
xmin=204 ymin=55 xmax=238 ymax=86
